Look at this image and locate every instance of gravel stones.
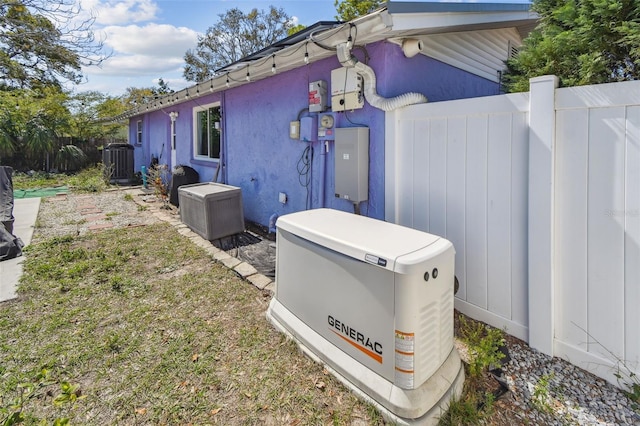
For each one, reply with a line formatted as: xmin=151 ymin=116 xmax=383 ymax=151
xmin=501 ymin=337 xmax=639 ymax=425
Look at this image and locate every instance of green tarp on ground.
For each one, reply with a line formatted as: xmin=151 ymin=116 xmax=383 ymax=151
xmin=13 ymin=186 xmax=69 ymax=199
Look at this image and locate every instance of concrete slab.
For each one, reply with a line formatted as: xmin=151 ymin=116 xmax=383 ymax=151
xmin=219 ymin=256 xmax=241 ymax=269
xmin=262 ymin=282 xmax=275 ymax=294
xmin=0 ymin=197 xmax=41 ymax=302
xmin=213 ymin=251 xmax=232 ymax=261
xmin=234 ymin=262 xmax=258 ymax=278
xmin=247 ymin=273 xmax=272 ymax=290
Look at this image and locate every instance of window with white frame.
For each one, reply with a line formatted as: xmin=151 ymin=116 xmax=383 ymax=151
xmin=136 ymin=120 xmax=143 ymax=145
xmin=193 ymin=103 xmax=221 ymax=160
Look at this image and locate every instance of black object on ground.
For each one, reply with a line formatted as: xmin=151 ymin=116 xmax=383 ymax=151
xmin=214 ymin=222 xmax=276 ymax=279
xmin=169 ymin=165 xmax=199 ymax=206
xmin=103 ymin=143 xmax=134 ymax=184
xmin=0 ymin=166 xmax=14 ymax=234
xmin=0 ymin=166 xmax=23 ymax=261
xmin=487 ymin=344 xmax=512 ymax=402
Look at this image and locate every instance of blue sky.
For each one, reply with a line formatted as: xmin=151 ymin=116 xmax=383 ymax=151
xmin=77 ymin=0 xmax=338 ymax=96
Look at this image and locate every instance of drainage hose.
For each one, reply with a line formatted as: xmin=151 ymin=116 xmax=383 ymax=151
xmin=354 ymin=61 xmax=428 ymax=111
xmin=337 ymin=43 xmax=427 ymax=112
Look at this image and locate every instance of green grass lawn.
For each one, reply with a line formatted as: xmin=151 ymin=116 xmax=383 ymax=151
xmin=12 ymin=171 xmax=68 ymax=190
xmin=0 ymin=223 xmax=383 ymax=425
xmin=12 ymin=166 xmax=110 ymax=193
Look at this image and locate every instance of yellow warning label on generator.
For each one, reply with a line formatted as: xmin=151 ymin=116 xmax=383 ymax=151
xmin=394 ymin=330 xmax=415 ymax=389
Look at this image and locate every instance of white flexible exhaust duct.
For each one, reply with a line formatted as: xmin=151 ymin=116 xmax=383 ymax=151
xmin=337 ymin=43 xmax=428 ymax=111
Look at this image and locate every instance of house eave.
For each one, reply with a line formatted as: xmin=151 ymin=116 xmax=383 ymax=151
xmin=387 ymin=1 xmax=532 ymax=14
xmin=110 ymin=3 xmax=537 ymax=122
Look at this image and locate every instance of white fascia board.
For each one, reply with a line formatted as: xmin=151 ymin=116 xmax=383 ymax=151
xmin=388 ymin=11 xmax=538 ymax=32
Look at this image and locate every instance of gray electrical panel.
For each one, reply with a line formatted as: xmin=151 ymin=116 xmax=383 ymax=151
xmin=334 ymin=127 xmax=369 ymax=203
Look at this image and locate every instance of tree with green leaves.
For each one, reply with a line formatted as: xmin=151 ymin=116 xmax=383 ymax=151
xmin=0 ymin=88 xmax=131 ymax=170
xmin=0 ymin=0 xmax=106 ymax=90
xmin=334 ymin=0 xmax=385 ymax=21
xmin=155 ymin=78 xmax=174 ymax=95
xmin=69 ymin=91 xmax=127 ymax=142
xmin=183 ymin=6 xmax=294 ymax=82
xmin=65 ymin=91 xmax=128 ymax=169
xmin=122 ymin=87 xmax=155 ymax=109
xmin=120 ymin=78 xmax=175 ymax=110
xmin=94 ymin=97 xmax=128 ymax=139
xmin=503 ymin=0 xmax=640 ymax=92
xmin=288 ymin=24 xmax=306 ymax=36
xmin=0 ymin=88 xmax=71 ymax=169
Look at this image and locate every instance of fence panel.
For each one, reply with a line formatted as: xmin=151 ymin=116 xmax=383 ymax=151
xmin=554 ymin=82 xmax=640 ymax=383
xmin=385 ymin=93 xmax=530 ymax=340
xmin=385 ymin=79 xmax=640 ymax=386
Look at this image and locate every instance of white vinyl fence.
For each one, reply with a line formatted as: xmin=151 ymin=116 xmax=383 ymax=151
xmin=385 ymin=76 xmax=640 ymax=386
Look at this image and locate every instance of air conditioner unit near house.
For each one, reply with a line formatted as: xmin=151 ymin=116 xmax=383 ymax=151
xmin=267 ymin=208 xmax=464 ymax=425
xmin=178 ymin=182 xmax=244 ymax=241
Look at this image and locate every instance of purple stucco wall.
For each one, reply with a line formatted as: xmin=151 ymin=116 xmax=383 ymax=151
xmin=130 ymin=40 xmax=500 ymax=228
xmin=375 ymin=41 xmax=499 ymax=101
xmin=224 ymin=51 xmax=386 ymax=226
xmin=130 ymin=110 xmax=168 ymax=171
xmin=130 ymin=93 xmax=223 ymax=182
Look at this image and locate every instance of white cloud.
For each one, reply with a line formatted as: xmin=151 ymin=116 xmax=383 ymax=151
xmin=90 ymin=54 xmax=184 ymax=76
xmin=80 ymin=0 xmax=159 ymax=25
xmin=75 ymin=0 xmax=198 ymax=94
xmin=103 ymin=23 xmax=199 ymax=57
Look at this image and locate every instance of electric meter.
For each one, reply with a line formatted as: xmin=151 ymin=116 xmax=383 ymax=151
xmin=320 ymin=114 xmax=334 ymax=129
xmin=318 ymin=113 xmax=336 ymax=141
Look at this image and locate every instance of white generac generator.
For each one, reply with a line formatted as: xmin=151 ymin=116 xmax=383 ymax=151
xmin=267 ymin=209 xmax=464 ymax=425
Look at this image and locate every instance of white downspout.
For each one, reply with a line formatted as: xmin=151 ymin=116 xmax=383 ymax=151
xmin=336 ymin=43 xmax=428 ymax=111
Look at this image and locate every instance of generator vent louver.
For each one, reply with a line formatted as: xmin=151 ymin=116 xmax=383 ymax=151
xmin=417 ymin=301 xmax=440 ymax=381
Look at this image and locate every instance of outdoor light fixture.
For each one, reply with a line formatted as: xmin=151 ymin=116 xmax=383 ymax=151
xmin=226 ymin=73 xmax=230 ymax=88
xmin=246 ymin=65 xmax=251 ymax=81
xmin=210 ymin=81 xmax=214 ymax=92
xmin=272 ymin=54 xmax=276 ymax=73
xmin=185 ymin=89 xmax=190 ymax=98
xmin=402 ymin=38 xmax=424 ymax=58
xmin=304 ymin=43 xmax=309 ymax=64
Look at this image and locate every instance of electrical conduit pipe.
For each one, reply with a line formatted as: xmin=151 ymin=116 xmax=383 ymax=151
xmin=336 ymin=43 xmax=428 ymax=111
xmin=320 ymin=142 xmax=328 ymax=208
